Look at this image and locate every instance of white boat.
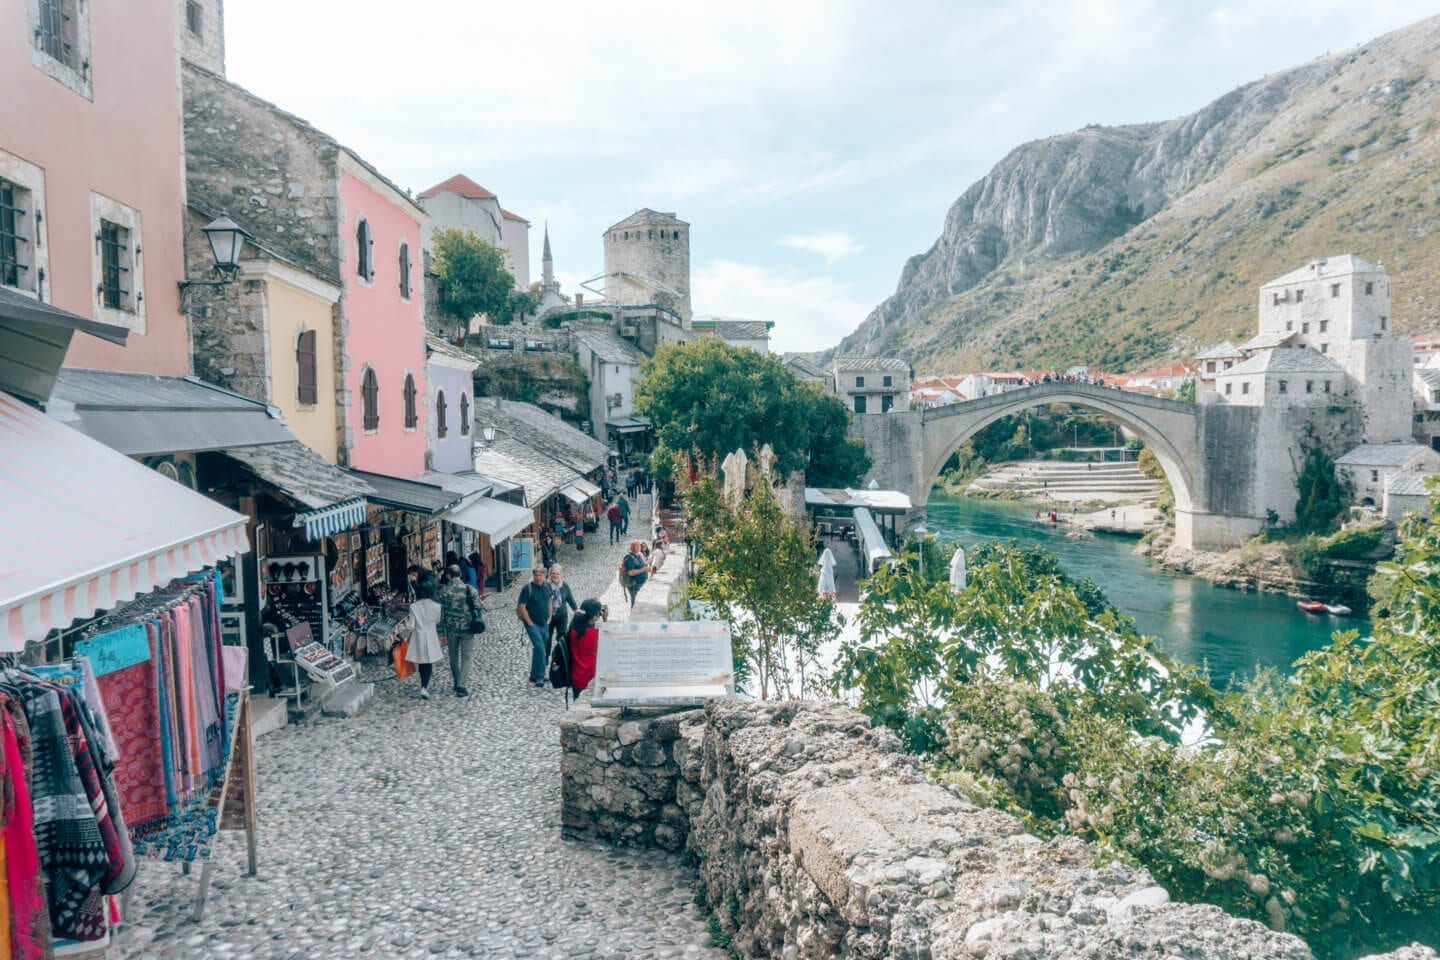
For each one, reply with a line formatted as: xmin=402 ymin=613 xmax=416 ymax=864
xmin=1324 ymin=603 xmax=1351 ymax=616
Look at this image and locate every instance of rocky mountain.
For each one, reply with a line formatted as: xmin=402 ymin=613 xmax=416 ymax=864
xmin=837 ymin=15 xmax=1440 ymax=374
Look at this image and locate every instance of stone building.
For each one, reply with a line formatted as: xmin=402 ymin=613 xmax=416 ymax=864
xmin=416 ymin=174 xmax=530 ymax=290
xmin=602 ymin=209 xmax=691 ymax=325
xmin=177 ymin=0 xmax=224 ymax=76
xmin=424 ymin=334 xmax=478 ymax=474
xmin=782 ymin=355 xmax=833 ymax=394
xmin=1336 ymin=443 xmax=1440 ymax=510
xmin=183 ymin=63 xmax=430 ymax=476
xmin=692 ymin=316 xmax=772 ymax=354
xmin=574 ymin=327 xmax=649 ymax=455
xmin=1254 ymin=256 xmax=1413 ymax=443
xmin=831 ymin=357 xmax=911 ymax=414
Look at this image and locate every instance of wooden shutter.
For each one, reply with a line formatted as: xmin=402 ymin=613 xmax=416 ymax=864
xmin=362 ymin=368 xmax=379 ymax=430
xmin=436 ymin=390 xmax=447 ymax=438
xmin=296 ymin=330 xmax=318 ymax=404
xmin=403 ymin=374 xmax=417 ymax=429
xmin=460 ymin=393 xmax=469 ymax=435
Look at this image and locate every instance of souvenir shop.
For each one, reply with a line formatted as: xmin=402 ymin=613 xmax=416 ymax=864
xmin=0 ymin=390 xmax=257 ymax=957
xmin=436 ymin=494 xmax=536 ymax=591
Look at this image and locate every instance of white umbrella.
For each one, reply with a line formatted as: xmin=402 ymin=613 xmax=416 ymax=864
xmin=949 ymin=546 xmax=967 ymax=592
xmin=817 ymin=547 xmax=837 ymax=597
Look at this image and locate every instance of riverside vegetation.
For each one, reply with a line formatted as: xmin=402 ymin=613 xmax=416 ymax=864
xmin=833 ymin=499 xmax=1440 ymax=958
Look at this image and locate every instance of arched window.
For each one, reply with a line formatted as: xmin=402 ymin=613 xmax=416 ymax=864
xmin=436 ymin=390 xmax=448 ymax=439
xmin=403 ymin=373 xmax=417 ymax=429
xmin=361 ymin=367 xmax=379 ymax=431
xmin=296 ymin=329 xmax=318 ymax=404
xmin=356 ymin=219 xmax=372 ymax=280
xmin=398 ymin=242 xmax=411 ymax=298
xmin=459 ymin=392 xmax=470 ymax=435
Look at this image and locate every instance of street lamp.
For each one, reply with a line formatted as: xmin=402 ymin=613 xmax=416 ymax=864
xmin=178 ymin=216 xmax=249 ymax=309
xmin=912 ymin=522 xmax=927 ymax=579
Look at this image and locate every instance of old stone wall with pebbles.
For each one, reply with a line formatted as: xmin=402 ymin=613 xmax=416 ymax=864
xmin=560 ymin=698 xmax=1435 ymax=960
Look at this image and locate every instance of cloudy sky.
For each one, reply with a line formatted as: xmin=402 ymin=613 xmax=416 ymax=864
xmin=228 ymin=1 xmax=1433 ymax=354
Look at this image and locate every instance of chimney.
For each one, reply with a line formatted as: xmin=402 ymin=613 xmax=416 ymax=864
xmin=576 ymin=293 xmax=584 ymax=309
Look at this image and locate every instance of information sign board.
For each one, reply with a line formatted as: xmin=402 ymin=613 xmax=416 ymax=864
xmin=592 ymin=620 xmax=733 ymax=706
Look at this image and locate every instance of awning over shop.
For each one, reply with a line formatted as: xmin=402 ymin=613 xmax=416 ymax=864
xmin=221 ymin=441 xmax=375 ymax=540
xmin=440 ymin=496 xmax=535 ymax=543
xmin=606 ymin=416 xmax=650 ymax=434
xmin=349 ymin=470 xmax=461 ymax=515
xmin=853 ymin=507 xmax=893 ymax=572
xmin=49 ymin=369 xmax=294 ymax=456
xmin=558 ymin=485 xmax=588 ymax=505
xmin=0 ymin=287 xmax=128 ymax=404
xmin=805 ymin=487 xmax=913 ymax=514
xmin=0 ymin=391 xmax=251 ymax=650
xmin=569 ymin=477 xmax=601 ymax=498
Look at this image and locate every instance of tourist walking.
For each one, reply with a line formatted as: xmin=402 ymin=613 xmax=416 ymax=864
xmin=547 ymin=564 xmax=578 ymax=655
xmin=617 ymin=495 xmax=631 ymax=534
xmin=540 ymin=532 xmax=559 ymax=572
xmin=468 ymin=551 xmax=487 ymax=596
xmin=565 ymin=598 xmax=604 ymax=698
xmin=607 ymin=500 xmax=623 ymax=545
xmin=399 ymin=580 xmax=443 ymax=698
xmin=517 ymin=567 xmax=553 ymax=687
xmin=437 ymin=565 xmax=482 ymax=697
xmin=620 ymin=539 xmax=649 ymax=609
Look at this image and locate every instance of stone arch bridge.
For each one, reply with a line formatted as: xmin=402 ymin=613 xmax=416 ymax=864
xmin=849 ymin=382 xmax=1293 ymax=551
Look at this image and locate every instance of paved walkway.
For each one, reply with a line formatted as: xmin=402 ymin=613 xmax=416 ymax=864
xmin=114 ymin=505 xmax=724 ymax=960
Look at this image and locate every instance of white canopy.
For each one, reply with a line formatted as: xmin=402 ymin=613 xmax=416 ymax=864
xmin=0 ymin=390 xmax=250 ymax=650
xmin=440 ymin=495 xmax=534 ymax=544
xmin=852 ymin=507 xmax=893 ymax=575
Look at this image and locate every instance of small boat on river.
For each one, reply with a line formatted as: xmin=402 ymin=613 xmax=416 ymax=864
xmin=1296 ymin=600 xmax=1328 ymax=614
xmin=1324 ymin=603 xmax=1352 ymax=616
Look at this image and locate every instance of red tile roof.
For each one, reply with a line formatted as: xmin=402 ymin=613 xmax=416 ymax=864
xmin=418 ymin=174 xmax=496 ymax=201
xmin=500 ymin=208 xmax=529 ymax=223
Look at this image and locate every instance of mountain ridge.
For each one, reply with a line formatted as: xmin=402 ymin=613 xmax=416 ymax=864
xmin=836 ymin=15 xmax=1440 ymax=374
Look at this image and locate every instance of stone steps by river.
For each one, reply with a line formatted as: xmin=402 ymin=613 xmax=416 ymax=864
xmin=968 ymin=460 xmax=1161 ymax=502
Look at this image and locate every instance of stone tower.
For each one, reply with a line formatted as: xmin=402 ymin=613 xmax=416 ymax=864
xmin=177 ymin=0 xmax=225 ymax=75
xmin=541 ymin=223 xmax=557 ymax=292
xmin=602 ymin=209 xmax=691 ymax=325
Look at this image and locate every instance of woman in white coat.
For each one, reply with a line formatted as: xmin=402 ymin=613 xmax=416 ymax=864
xmin=401 ymin=580 xmax=444 ymax=698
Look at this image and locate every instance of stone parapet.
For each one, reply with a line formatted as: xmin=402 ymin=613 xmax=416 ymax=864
xmin=559 ymin=698 xmax=1432 ymax=960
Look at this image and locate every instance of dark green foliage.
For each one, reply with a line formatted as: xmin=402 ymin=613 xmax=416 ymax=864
xmin=431 ymin=228 xmax=517 ymax=325
xmin=1293 ymin=447 xmax=1352 ymax=535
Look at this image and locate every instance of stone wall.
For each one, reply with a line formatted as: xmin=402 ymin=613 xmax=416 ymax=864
xmin=559 ymin=699 xmax=1433 ymax=960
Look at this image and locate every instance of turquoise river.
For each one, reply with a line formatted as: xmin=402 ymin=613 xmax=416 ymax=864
xmin=925 ymin=492 xmax=1360 ymax=683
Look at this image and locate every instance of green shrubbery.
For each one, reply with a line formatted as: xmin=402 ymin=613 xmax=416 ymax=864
xmin=835 ymin=512 xmax=1440 ymax=957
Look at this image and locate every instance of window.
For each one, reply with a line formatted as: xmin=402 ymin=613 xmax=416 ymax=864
xmin=1321 ymin=343 xmax=1329 ymax=354
xmin=1242 ymin=382 xmax=1250 ymax=395
xmin=1278 ymin=380 xmax=1288 ymax=394
xmin=90 ymin=193 xmax=143 ymax=329
xmin=881 ymin=394 xmax=894 ymax=413
xmin=1380 ymin=316 xmax=1388 ymax=330
xmin=296 ymin=330 xmax=318 ymax=405
xmin=647 ymin=229 xmax=653 ymax=240
xmin=1371 ymin=470 xmax=1380 ymax=483
xmin=855 ymin=375 xmax=865 ymax=388
xmin=436 ymin=390 xmax=447 ymax=439
xmin=403 ymin=373 xmax=417 ymax=429
xmin=0 ymin=178 xmax=35 ymax=293
xmin=882 ymin=375 xmax=893 ymax=387
xmin=361 ymin=368 xmax=379 ymax=431
xmin=1206 ymin=361 xmax=1216 ymax=374
xmin=98 ymin=220 xmax=131 ymax=311
xmin=1285 ymin=321 xmax=1293 ymax=331
xmin=460 ymin=393 xmax=470 ymax=435
xmin=398 ymin=242 xmax=411 ymax=298
xmin=30 ymin=0 xmax=90 ymax=97
xmin=1319 ymin=319 xmax=1328 ymax=333
xmin=1295 ymin=289 xmax=1304 ymax=303
xmin=1431 ymin=389 xmax=1440 ymax=404
xmin=1224 ymin=382 xmax=1232 ymax=396
xmin=1324 ymin=380 xmax=1331 ymax=393
xmin=1301 ymin=322 xmax=1309 ymax=334
xmin=185 ymin=1 xmax=203 ymax=36
xmin=1331 ymin=283 xmax=1341 ymax=298
xmin=356 ymin=219 xmax=372 ymax=281
xmin=854 ymin=395 xmax=867 ymax=414
xmin=1272 ymin=293 xmax=1282 ymax=306
xmin=1365 ymin=282 xmax=1374 ymax=295
xmin=1306 ymin=380 xmax=1314 ymax=394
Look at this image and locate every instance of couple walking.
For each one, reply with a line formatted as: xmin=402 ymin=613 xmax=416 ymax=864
xmin=517 ymin=565 xmax=577 ymax=687
xmin=400 ymin=564 xmax=485 ymax=698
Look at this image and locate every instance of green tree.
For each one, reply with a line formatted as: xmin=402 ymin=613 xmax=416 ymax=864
xmin=431 ymin=228 xmax=517 ymax=326
xmin=682 ymin=457 xmax=842 ymax=699
xmin=636 ymin=339 xmax=869 ymax=486
xmin=1293 ymin=446 xmax=1351 ymax=534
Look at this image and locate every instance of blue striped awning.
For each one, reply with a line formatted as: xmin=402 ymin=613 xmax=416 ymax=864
xmin=295 ymin=497 xmax=367 ymax=541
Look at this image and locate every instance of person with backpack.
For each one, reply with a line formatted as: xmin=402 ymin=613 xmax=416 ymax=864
xmin=517 ymin=566 xmax=553 ymax=688
xmin=436 ymin=565 xmax=483 ymax=697
xmin=546 ymin=564 xmax=578 ymax=655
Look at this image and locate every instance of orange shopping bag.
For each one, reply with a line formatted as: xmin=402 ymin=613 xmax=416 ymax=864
xmin=392 ymin=639 xmax=415 ymax=679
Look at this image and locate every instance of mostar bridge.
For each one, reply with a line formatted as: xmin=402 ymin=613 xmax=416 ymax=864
xmin=849 ymin=381 xmax=1303 ymax=551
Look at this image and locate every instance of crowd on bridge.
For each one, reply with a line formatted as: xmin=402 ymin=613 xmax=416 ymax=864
xmin=1017 ymin=373 xmax=1117 ymax=388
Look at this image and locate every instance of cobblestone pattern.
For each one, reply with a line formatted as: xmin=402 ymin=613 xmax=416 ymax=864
xmin=112 ymin=502 xmax=726 ymax=960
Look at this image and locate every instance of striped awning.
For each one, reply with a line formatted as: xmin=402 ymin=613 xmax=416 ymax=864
xmin=295 ymin=497 xmax=368 ymax=541
xmin=0 ymin=391 xmax=251 ymax=651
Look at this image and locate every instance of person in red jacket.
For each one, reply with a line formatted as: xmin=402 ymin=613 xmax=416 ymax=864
xmin=566 ymin=598 xmax=604 ymax=697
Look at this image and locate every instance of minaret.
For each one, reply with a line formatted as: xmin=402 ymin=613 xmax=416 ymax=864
xmin=541 ymin=223 xmax=559 ymax=294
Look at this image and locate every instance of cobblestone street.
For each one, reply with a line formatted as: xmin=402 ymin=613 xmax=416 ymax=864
xmin=115 ymin=505 xmax=725 ymax=960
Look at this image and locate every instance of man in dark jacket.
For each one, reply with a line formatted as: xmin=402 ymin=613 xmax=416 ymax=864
xmin=546 ymin=564 xmax=578 ymax=655
xmin=517 ymin=567 xmax=553 ymax=687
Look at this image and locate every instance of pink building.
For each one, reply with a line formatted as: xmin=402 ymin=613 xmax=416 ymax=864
xmin=1 ymin=0 xmax=190 ymax=375
xmin=339 ymin=155 xmax=429 ymax=476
